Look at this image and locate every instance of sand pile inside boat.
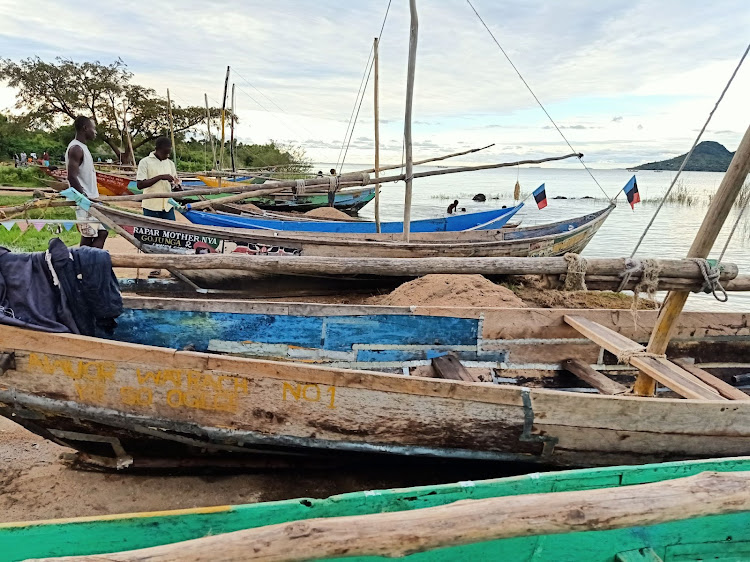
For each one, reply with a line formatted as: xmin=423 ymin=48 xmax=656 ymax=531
xmin=370 ymin=274 xmax=527 ymax=308
xmin=304 ymin=207 xmax=355 ymax=221
xmin=235 ymin=202 xmax=264 ymax=213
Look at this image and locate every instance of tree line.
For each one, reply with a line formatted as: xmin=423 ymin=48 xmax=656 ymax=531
xmin=0 ymin=57 xmax=309 ymax=172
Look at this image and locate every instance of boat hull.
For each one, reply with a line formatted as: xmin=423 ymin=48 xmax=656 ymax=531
xmin=1 ymin=304 xmax=749 ymax=470
xmin=2 ymin=457 xmax=750 ymax=562
xmin=98 ymin=205 xmax=613 ymax=290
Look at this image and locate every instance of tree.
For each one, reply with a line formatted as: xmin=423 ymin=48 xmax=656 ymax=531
xmin=0 ymin=57 xmax=221 ymax=165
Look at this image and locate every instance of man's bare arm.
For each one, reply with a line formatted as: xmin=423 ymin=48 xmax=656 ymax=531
xmin=67 ymin=145 xmax=86 ymax=194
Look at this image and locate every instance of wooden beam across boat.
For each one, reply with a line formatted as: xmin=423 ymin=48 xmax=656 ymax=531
xmin=672 ymin=358 xmax=750 ymax=401
xmin=25 ymin=471 xmax=750 ymax=562
xmin=106 ymin=254 xmax=739 ymax=280
xmin=563 ymin=315 xmax=725 ymax=400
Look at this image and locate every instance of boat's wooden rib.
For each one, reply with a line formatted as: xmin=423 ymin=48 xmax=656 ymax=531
xmin=563 ymin=315 xmax=725 ymax=400
xmin=562 ymin=358 xmax=628 ymax=395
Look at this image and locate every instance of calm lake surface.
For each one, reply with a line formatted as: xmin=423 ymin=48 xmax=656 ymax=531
xmin=328 ymin=164 xmax=750 ymax=312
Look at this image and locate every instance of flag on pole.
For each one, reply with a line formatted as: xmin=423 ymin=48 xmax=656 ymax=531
xmin=624 ymin=176 xmax=640 ymax=209
xmin=533 ymin=184 xmax=547 ymax=209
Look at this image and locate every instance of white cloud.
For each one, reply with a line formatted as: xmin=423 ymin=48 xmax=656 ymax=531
xmin=1 ymin=0 xmax=748 ymax=167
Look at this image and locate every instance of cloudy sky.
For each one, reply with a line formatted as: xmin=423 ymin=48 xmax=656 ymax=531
xmin=1 ymin=0 xmax=749 ymax=168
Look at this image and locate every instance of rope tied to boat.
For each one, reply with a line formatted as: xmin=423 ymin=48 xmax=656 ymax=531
xmin=563 ymin=253 xmax=587 ymax=291
xmin=293 ymin=179 xmax=306 ymax=195
xmin=691 ymin=258 xmax=728 ymax=302
xmin=616 ymin=349 xmax=667 ymax=364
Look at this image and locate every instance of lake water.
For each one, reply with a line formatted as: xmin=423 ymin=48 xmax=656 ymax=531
xmin=325 ymin=164 xmax=750 ymax=312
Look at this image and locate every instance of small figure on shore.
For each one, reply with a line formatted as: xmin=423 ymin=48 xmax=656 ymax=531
xmin=66 ymin=116 xmax=108 ymax=249
xmin=329 ymin=168 xmax=337 ymax=176
xmin=317 ymin=170 xmax=324 ymax=177
xmin=447 ymin=199 xmax=459 ymax=214
xmin=20 ymin=152 xmax=26 ymax=166
xmin=136 ymin=136 xmax=182 ymax=277
xmin=42 ymin=151 xmax=50 ymax=167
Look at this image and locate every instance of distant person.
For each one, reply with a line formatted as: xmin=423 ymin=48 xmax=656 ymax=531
xmin=13 ymin=154 xmax=19 ymax=168
xmin=67 ymin=115 xmax=108 ymax=249
xmin=329 ymin=168 xmax=336 ymax=176
xmin=317 ymin=170 xmax=323 ymax=177
xmin=20 ymin=152 xmax=26 ymax=167
xmin=42 ymin=151 xmax=50 ymax=167
xmin=447 ymin=199 xmax=459 ymax=214
xmin=30 ymin=152 xmax=37 ymax=162
xmin=460 ymin=207 xmax=466 ymax=212
xmin=136 ymin=136 xmax=182 ymax=277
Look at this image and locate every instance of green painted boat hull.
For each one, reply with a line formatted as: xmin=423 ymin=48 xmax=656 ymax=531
xmin=2 ymin=457 xmax=749 ymax=561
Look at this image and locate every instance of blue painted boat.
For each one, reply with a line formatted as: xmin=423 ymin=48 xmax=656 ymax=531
xmin=182 ymin=204 xmax=523 ymax=233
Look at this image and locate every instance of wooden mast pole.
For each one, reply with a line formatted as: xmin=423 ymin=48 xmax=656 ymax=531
xmin=230 ymin=83 xmax=236 ymax=173
xmin=374 ymin=36 xmax=381 ymax=233
xmin=166 ymin=89 xmax=177 ymax=164
xmin=634 ymin=122 xmax=750 ymax=396
xmin=218 ymin=66 xmax=231 ymax=188
xmin=204 ymin=94 xmax=217 ymax=169
xmin=121 ymin=100 xmax=135 ymax=168
xmin=402 ymin=0 xmax=418 ymax=242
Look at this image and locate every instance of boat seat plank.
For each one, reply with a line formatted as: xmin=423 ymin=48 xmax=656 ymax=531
xmin=563 ymin=315 xmax=726 ymax=401
xmin=562 ymin=358 xmax=628 ymax=395
xmin=673 ymin=359 xmax=750 ymax=401
xmin=431 ymin=353 xmax=478 ymax=383
xmin=615 ymin=547 xmax=664 ymax=562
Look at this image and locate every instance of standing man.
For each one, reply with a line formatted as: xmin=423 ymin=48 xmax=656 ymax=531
xmin=67 ymin=116 xmax=108 ymax=249
xmin=136 ymin=137 xmax=182 ymax=221
xmin=136 ymin=137 xmax=181 ymax=278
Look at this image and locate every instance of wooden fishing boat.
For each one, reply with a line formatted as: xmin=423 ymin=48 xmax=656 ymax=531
xmin=2 ymin=457 xmax=749 ymax=561
xmin=41 ymin=168 xmax=133 ymax=196
xmin=2 ymin=293 xmax=750 ymax=471
xmin=96 ymin=204 xmax=613 ymax=289
xmin=183 ymin=204 xmax=522 ymax=233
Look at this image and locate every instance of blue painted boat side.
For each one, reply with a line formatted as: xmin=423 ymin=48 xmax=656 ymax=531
xmin=182 ymin=205 xmax=522 ymax=233
xmin=104 ymin=310 xmax=486 ymax=366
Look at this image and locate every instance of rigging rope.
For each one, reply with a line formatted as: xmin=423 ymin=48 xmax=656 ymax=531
xmin=630 ymin=42 xmax=750 ymax=258
xmin=335 ymin=0 xmax=393 ymax=174
xmin=466 ymin=0 xmax=610 ymax=200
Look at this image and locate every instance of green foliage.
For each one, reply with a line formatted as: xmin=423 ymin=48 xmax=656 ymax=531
xmin=173 ymin=139 xmax=312 ymax=174
xmin=0 ymin=57 xmax=222 ymax=165
xmin=0 ymin=166 xmax=48 ymax=187
xmin=634 ymin=141 xmax=734 ymax=172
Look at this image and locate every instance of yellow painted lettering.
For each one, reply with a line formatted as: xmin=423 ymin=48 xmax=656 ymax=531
xmin=302 ymin=384 xmax=321 ymax=402
xmin=166 ymin=389 xmax=183 ymax=408
xmin=282 ymin=381 xmax=301 ymax=401
xmin=327 ymin=386 xmax=337 ymax=409
xmin=161 ymin=369 xmax=183 ymax=387
xmin=234 ymin=377 xmax=249 ymax=394
xmin=29 ymin=353 xmax=54 ymax=374
xmin=137 ymin=369 xmax=159 ymax=386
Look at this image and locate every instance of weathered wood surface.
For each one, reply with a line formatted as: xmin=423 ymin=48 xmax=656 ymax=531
xmin=563 ymin=315 xmax=724 ymax=400
xmin=107 ymin=253 xmax=739 ymax=279
xmin=562 ymin=359 xmax=628 ymax=395
xmin=402 ymin=0 xmax=418 ymax=241
xmin=639 ymin=123 xmax=750 ymax=396
xmin=431 ymin=353 xmax=476 ymax=382
xmin=25 ymin=471 xmax=750 ymax=562
xmin=672 ymin=359 xmax=750 ymax=401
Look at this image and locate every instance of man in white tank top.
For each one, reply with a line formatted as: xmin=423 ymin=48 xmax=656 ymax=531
xmin=66 ymin=116 xmax=108 ymax=248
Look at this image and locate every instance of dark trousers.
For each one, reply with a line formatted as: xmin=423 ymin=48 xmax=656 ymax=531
xmin=143 ymin=208 xmax=176 ymax=221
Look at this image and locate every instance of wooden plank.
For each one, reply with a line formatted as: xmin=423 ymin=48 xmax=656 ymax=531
xmin=673 ymin=359 xmax=750 ymax=401
xmin=562 ymin=358 xmax=628 ymax=395
xmin=28 ymin=471 xmax=750 ymax=562
xmin=564 ymin=315 xmax=725 ymax=400
xmin=431 ymin=353 xmax=477 ymax=383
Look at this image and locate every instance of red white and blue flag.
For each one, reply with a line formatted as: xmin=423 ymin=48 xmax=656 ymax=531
xmin=533 ymin=184 xmax=547 ymax=209
xmin=624 ymin=176 xmax=640 ymax=209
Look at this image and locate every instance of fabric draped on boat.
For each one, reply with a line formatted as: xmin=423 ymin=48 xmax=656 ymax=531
xmin=0 ymin=238 xmax=122 ymax=335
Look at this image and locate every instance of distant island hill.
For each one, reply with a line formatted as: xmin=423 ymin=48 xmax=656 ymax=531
xmin=632 ymin=141 xmax=734 ymax=172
